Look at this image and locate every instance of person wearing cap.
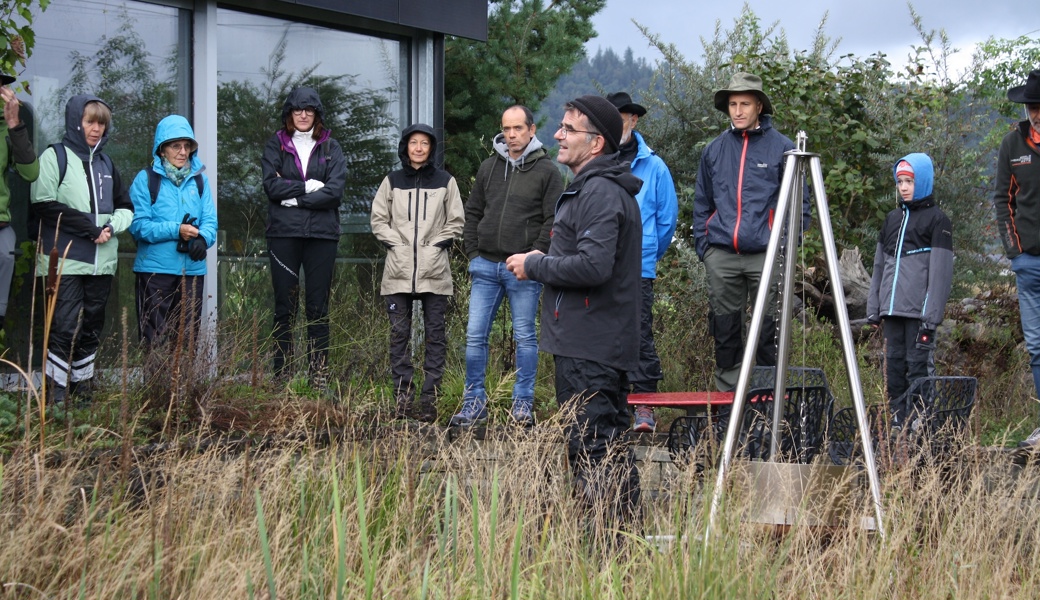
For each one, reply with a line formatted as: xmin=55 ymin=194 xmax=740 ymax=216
xmin=261 ymin=86 xmax=347 ymax=388
xmin=606 ymin=91 xmax=678 ymax=433
xmin=0 ymin=75 xmax=39 ymax=333
xmin=992 ymin=68 xmax=1040 ymax=449
xmin=866 ymin=153 xmax=953 ymax=425
xmin=129 ymin=115 xmax=216 ymax=353
xmin=693 ymin=72 xmax=810 ymax=392
xmin=32 ymin=94 xmax=134 ymax=405
xmin=451 ymin=105 xmax=562 ymax=428
xmin=506 ymin=95 xmax=643 ymax=530
xmin=371 ymin=123 xmax=464 ymax=422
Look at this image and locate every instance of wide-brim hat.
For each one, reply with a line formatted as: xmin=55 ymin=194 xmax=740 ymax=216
xmin=1008 ymin=69 xmax=1040 ymax=104
xmin=606 ymin=91 xmax=647 ymax=116
xmin=713 ymin=72 xmax=773 ymax=115
xmin=0 ymin=74 xmax=15 ymax=86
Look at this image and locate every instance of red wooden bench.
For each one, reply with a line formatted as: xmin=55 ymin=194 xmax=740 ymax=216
xmin=628 ymin=391 xmax=735 ymax=408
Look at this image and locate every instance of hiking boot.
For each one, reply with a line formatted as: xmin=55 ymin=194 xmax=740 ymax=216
xmin=410 ymin=397 xmax=438 ymax=423
xmin=632 ymin=405 xmax=656 ymax=433
xmin=394 ymin=394 xmax=414 ymax=420
xmin=449 ymin=398 xmax=488 ymax=427
xmin=510 ymin=397 xmax=536 ymax=427
xmin=1019 ymin=426 xmax=1040 ymax=450
xmin=46 ymin=381 xmax=68 ymax=406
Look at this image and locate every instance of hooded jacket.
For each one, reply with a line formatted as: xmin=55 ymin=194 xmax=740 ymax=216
xmin=693 ymin=114 xmax=809 ymax=260
xmin=524 ymin=155 xmax=643 ymax=371
xmin=129 ymin=115 xmax=216 ymax=277
xmin=31 ymin=94 xmax=134 ymax=276
xmin=627 ymin=131 xmax=677 ymax=278
xmin=370 ymin=124 xmax=465 ymax=296
xmin=261 ymin=87 xmax=346 ymax=240
xmin=866 ymin=153 xmax=953 ymax=329
xmin=1 ymin=118 xmax=39 ymax=223
xmin=463 ymin=133 xmax=562 ymax=262
xmin=993 ymin=120 xmax=1040 ymax=259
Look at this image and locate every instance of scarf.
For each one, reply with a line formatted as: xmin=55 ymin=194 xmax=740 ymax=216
xmin=163 ymin=158 xmax=192 ymax=187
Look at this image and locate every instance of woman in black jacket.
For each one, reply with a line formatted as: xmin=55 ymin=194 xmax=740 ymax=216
xmin=261 ymin=87 xmax=347 ymax=386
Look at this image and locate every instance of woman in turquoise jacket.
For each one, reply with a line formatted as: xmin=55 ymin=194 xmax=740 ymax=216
xmin=129 ymin=115 xmax=216 ymax=349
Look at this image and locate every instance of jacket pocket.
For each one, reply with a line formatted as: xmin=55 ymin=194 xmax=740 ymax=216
xmin=418 ymin=244 xmax=449 ymax=282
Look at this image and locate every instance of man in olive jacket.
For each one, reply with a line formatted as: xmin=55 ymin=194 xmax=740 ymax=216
xmin=451 ymin=105 xmax=563 ymax=427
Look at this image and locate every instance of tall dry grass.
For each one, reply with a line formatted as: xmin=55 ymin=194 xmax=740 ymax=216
xmin=2 ymin=411 xmax=1040 ymax=599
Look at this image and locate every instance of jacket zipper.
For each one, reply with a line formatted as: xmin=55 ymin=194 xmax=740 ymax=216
xmin=733 ymin=131 xmax=748 ymax=252
xmin=887 ymin=205 xmax=910 ymax=315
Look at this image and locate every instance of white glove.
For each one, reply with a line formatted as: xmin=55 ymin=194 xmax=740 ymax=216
xmin=305 ymin=179 xmax=325 ymax=194
xmin=281 ymin=198 xmax=298 ymax=207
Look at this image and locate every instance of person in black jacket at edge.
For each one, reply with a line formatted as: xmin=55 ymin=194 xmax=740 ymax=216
xmin=261 ymin=87 xmax=347 ymax=389
xmin=506 ymin=95 xmax=643 ymax=541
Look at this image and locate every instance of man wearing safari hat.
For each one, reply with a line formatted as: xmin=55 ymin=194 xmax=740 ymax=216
xmin=993 ymin=68 xmax=1040 ymax=450
xmin=606 ymin=91 xmax=678 ymax=432
xmin=0 ymin=72 xmax=39 ymax=332
xmin=693 ymin=72 xmax=809 ymax=391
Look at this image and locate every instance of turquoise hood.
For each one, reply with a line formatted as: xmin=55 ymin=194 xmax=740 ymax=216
xmin=893 ymin=152 xmax=934 ymax=201
xmin=151 ymin=115 xmax=203 ymax=175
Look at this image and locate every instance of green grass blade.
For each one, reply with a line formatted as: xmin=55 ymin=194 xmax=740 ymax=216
xmin=254 ymin=488 xmax=277 ymax=600
xmin=472 ymin=481 xmax=484 ymax=597
xmin=510 ymin=504 xmax=524 ymax=600
xmin=354 ymin=456 xmax=375 ymax=600
xmin=331 ymin=465 xmax=346 ymax=600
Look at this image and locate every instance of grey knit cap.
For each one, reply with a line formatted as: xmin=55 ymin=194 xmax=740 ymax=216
xmin=567 ymin=95 xmax=623 ymax=154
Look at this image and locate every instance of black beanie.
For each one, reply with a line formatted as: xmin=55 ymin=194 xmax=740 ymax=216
xmin=568 ymin=95 xmax=623 ymax=154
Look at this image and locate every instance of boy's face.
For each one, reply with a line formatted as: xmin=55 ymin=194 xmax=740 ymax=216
xmin=897 ymin=174 xmax=915 ymax=202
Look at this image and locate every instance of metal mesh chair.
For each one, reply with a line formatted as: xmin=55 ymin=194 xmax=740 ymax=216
xmin=827 ymin=376 xmax=977 ymax=466
xmin=666 ymin=367 xmax=835 ymax=466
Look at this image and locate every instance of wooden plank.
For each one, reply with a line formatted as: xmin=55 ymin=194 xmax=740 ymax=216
xmin=628 ymin=391 xmax=735 ymax=407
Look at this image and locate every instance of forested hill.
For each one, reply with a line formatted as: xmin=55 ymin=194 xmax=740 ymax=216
xmin=535 ymin=47 xmax=657 ymax=146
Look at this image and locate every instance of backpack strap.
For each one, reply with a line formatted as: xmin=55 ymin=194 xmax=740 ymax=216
xmin=146 ymin=171 xmax=205 ymax=204
xmin=49 ymin=143 xmax=67 ymax=188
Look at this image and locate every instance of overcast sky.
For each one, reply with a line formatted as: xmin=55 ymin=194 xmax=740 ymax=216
xmin=588 ymin=0 xmax=1033 ymax=77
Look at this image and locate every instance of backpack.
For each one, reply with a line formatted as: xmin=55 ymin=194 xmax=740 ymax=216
xmin=50 ymin=142 xmax=204 ymax=204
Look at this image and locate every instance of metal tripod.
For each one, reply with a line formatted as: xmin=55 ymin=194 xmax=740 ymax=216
xmin=705 ymin=132 xmax=886 ymax=539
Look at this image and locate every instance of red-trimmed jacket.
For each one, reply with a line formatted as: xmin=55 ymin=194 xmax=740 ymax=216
xmin=994 ymin=121 xmax=1040 ymax=259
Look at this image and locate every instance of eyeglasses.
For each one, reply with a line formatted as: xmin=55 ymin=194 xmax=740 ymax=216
xmin=557 ymin=123 xmax=599 ymax=138
xmin=292 ymin=108 xmax=315 ymax=116
xmin=165 ymin=141 xmax=192 ymax=153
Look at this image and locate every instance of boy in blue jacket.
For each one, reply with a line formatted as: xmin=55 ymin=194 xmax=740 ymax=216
xmin=866 ymin=153 xmax=953 ymax=426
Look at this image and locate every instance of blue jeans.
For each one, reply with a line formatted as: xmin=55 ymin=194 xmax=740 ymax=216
xmin=464 ymin=256 xmax=542 ymax=404
xmin=1013 ymin=253 xmax=1040 ymax=412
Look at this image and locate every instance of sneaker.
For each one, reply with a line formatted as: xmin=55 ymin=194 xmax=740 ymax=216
xmin=632 ymin=405 xmax=656 ymax=433
xmin=510 ymin=398 xmax=536 ymax=427
xmin=449 ymin=398 xmax=488 ymax=427
xmin=1019 ymin=427 xmax=1040 ymax=449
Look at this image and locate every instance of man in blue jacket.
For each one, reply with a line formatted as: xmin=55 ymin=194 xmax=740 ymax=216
xmin=607 ymin=92 xmax=678 ymax=433
xmin=693 ymin=73 xmax=809 ymax=391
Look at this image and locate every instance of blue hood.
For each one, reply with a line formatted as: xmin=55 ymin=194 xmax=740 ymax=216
xmin=893 ymin=152 xmax=933 ymax=201
xmin=151 ymin=114 xmax=204 ymax=175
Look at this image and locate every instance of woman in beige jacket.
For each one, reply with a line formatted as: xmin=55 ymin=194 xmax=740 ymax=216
xmin=370 ymin=123 xmax=464 ymax=422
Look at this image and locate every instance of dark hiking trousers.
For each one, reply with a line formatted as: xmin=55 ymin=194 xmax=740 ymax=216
xmin=555 ymin=355 xmax=641 ymax=530
xmin=268 ymin=237 xmax=338 ymax=377
xmin=882 ymin=316 xmax=933 ymax=425
xmin=45 ymin=274 xmax=112 ymax=388
xmin=385 ymin=293 xmax=449 ymax=403
xmin=135 ymin=273 xmax=203 ymax=348
xmin=628 ymin=278 xmax=664 ymax=393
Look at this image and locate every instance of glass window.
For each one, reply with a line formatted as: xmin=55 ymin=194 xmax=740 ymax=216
xmin=216 ymin=9 xmax=405 ymax=256
xmin=14 ymin=0 xmax=190 ymax=174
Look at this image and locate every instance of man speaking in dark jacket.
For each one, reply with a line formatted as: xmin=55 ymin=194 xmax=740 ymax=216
xmin=694 ymin=72 xmax=809 ymax=392
xmin=450 ymin=105 xmax=562 ymax=428
xmin=506 ymin=95 xmax=643 ymax=532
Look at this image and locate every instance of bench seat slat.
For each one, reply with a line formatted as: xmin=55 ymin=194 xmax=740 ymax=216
xmin=628 ymin=391 xmax=735 ymax=407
